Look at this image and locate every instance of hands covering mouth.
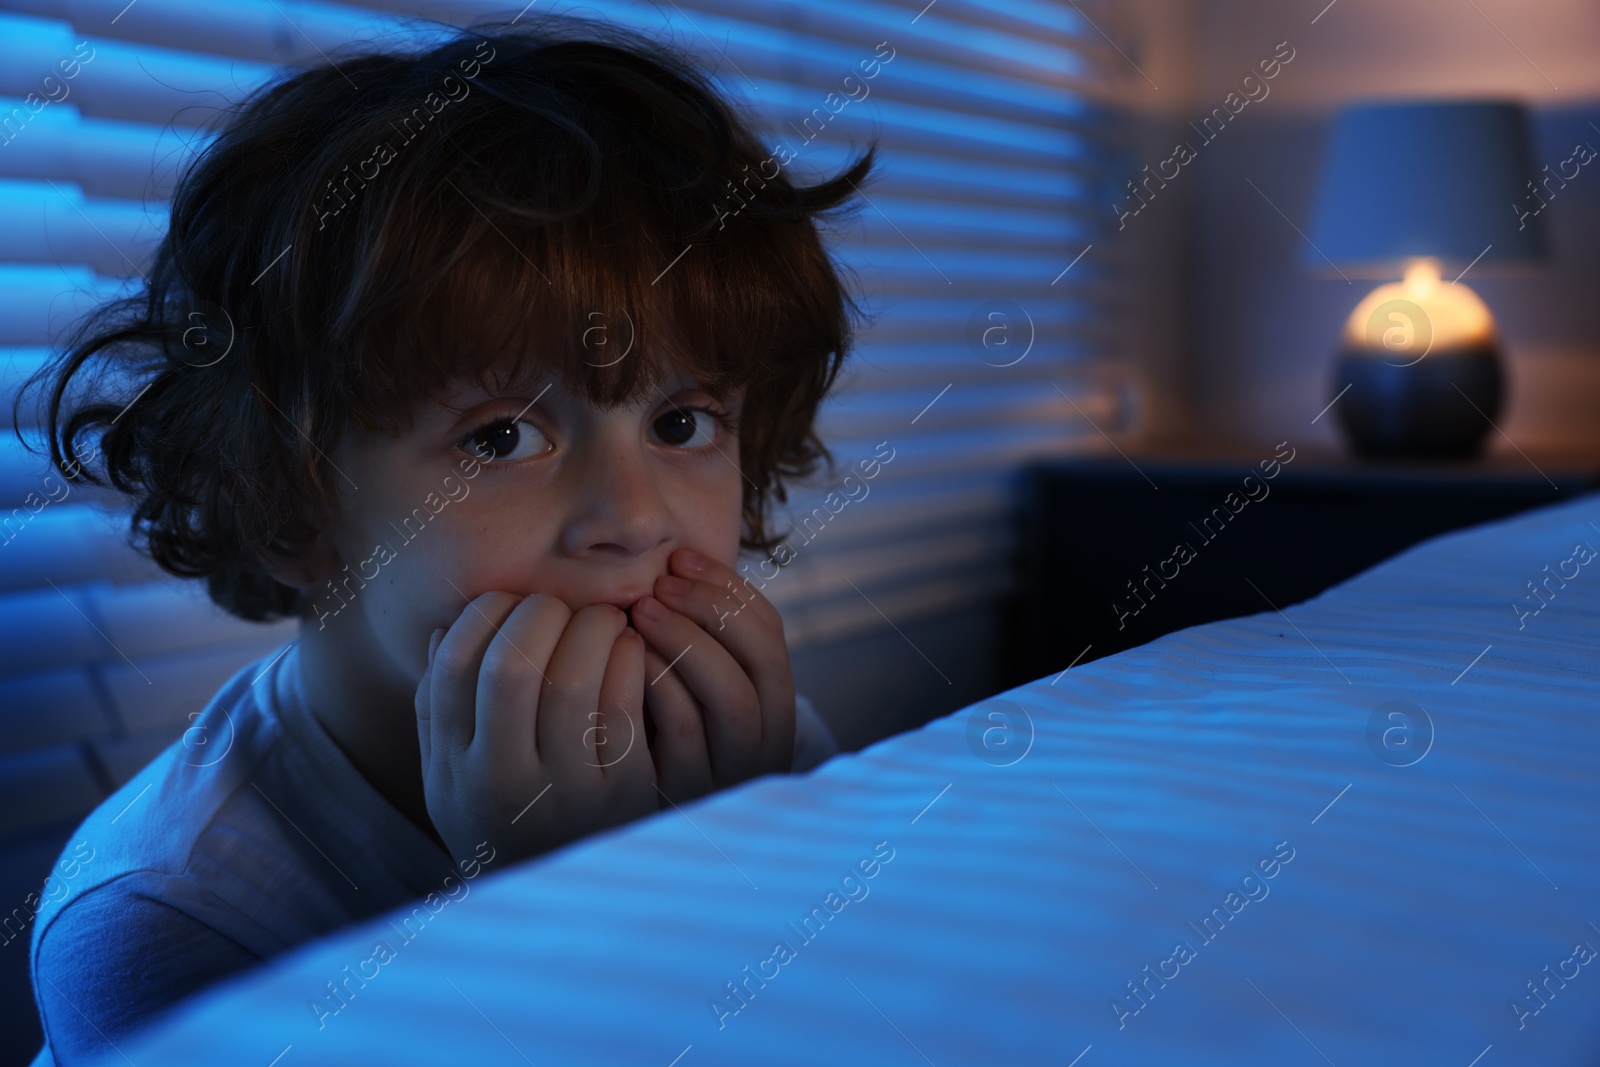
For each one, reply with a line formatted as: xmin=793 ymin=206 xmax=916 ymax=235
xmin=413 ymin=548 xmax=797 ymax=868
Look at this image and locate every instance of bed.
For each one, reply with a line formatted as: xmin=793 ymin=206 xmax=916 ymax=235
xmin=109 ymin=490 xmax=1600 ymax=1066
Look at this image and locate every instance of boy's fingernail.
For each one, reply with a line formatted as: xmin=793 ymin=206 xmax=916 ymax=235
xmin=658 ymin=574 xmax=691 ymax=596
xmin=636 ymin=596 xmax=668 ymax=621
xmin=679 ymin=549 xmax=708 ymax=574
xmin=428 ymin=627 xmax=444 ymax=663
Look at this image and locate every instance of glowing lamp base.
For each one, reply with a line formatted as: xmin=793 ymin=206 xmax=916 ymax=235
xmin=1329 ymin=259 xmax=1505 ymax=459
xmin=1332 ymin=344 xmax=1501 ymax=458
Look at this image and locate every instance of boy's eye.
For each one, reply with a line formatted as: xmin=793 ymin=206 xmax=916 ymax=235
xmin=652 ymin=408 xmax=719 ymax=449
xmin=461 ymin=418 xmax=549 ymax=462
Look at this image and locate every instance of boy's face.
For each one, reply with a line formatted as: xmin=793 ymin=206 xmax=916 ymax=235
xmin=317 ymin=364 xmax=746 ymax=680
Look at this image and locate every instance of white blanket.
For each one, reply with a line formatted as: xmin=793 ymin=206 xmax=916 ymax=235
xmin=116 ymin=491 xmax=1600 ymax=1066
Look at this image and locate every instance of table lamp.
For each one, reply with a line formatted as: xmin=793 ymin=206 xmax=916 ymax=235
xmin=1306 ymin=100 xmax=1546 ymax=458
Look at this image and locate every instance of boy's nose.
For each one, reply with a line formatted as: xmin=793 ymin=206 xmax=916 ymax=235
xmin=560 ymin=450 xmax=674 ymax=559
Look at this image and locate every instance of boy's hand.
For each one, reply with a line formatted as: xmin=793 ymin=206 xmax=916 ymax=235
xmin=631 ymin=548 xmax=795 ymax=806
xmin=414 ymin=593 xmax=656 ymax=867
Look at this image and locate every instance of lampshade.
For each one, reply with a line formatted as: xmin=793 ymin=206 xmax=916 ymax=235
xmin=1305 ymin=100 xmax=1547 ymax=273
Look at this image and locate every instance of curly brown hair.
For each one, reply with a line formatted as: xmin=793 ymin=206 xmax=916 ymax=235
xmin=17 ymin=13 xmax=876 ymax=623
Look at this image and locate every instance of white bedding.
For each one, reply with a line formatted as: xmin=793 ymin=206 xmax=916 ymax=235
xmin=114 ymin=491 xmax=1600 ymax=1065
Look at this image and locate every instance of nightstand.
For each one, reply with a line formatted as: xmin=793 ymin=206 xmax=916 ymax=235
xmin=1007 ymin=444 xmax=1600 ymax=685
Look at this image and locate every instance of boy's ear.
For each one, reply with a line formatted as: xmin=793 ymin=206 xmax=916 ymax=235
xmin=258 ymin=532 xmax=343 ymax=590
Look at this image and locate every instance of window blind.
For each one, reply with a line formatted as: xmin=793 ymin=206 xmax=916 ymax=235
xmin=0 ymin=0 xmax=1127 ymax=842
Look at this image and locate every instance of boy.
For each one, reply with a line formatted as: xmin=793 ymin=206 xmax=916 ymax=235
xmin=20 ymin=13 xmax=874 ymax=1062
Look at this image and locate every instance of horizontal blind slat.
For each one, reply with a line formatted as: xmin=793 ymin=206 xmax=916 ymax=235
xmin=0 ymin=503 xmax=159 ymax=590
xmin=0 ymin=179 xmax=163 ymax=273
xmin=0 ymin=99 xmax=203 ymax=199
xmin=0 ymin=742 xmax=103 ymax=837
xmin=0 ymin=665 xmax=112 ymax=755
xmin=0 ymin=264 xmax=126 ymax=344
xmin=7 ymin=0 xmax=425 ymax=64
xmin=0 ymin=15 xmax=279 ymax=127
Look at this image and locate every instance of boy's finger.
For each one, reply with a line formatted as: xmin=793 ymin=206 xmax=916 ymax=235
xmin=651 ymin=570 xmax=794 ymax=766
xmin=641 ymin=646 xmax=713 ymax=803
xmin=430 ymin=591 xmax=522 ymax=754
xmin=668 ymin=548 xmax=782 ymax=630
xmin=652 ymin=570 xmax=779 ymax=658
xmin=632 ymin=595 xmax=760 ymax=780
xmin=415 ymin=627 xmax=445 ymax=771
xmin=537 ymin=604 xmax=629 ymax=776
xmin=475 ymin=593 xmax=570 ymax=768
xmin=594 ymin=627 xmax=652 ymax=794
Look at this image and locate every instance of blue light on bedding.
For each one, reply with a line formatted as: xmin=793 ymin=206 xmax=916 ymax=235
xmin=112 ymin=492 xmax=1600 ymax=1065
